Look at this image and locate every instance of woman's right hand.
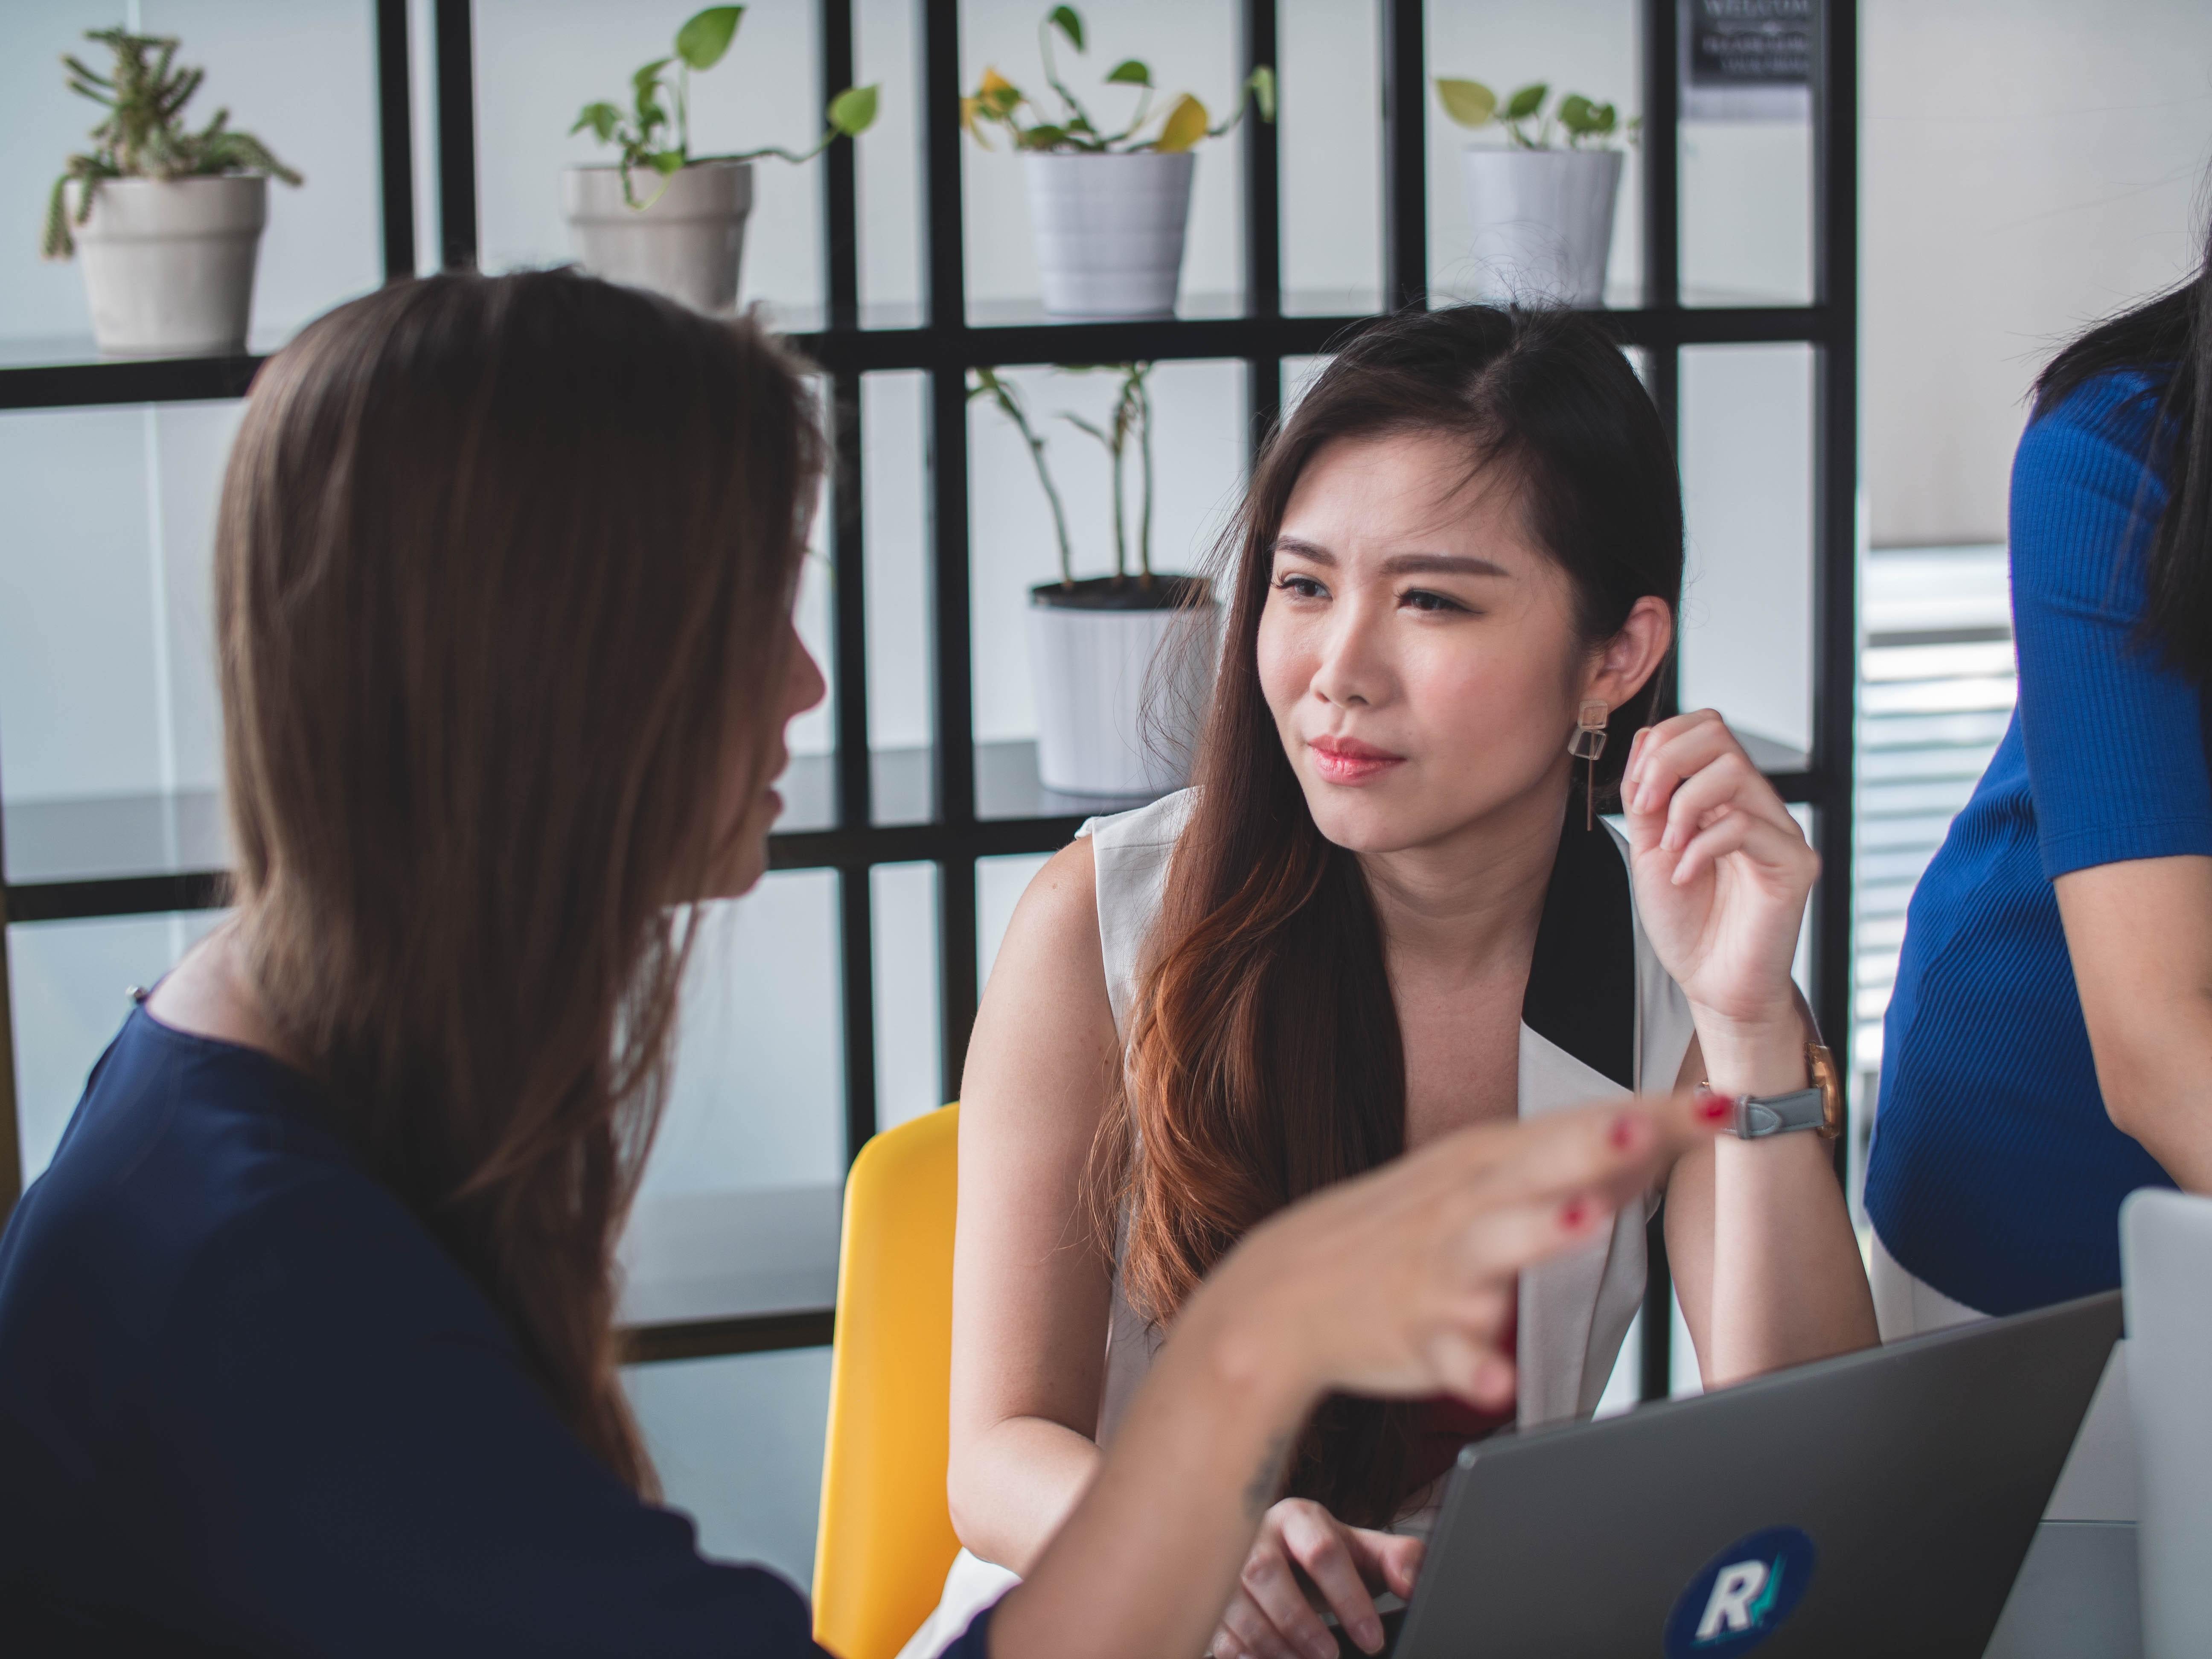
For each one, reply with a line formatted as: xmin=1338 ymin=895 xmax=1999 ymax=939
xmin=1209 ymin=1499 xmax=1422 ymax=1659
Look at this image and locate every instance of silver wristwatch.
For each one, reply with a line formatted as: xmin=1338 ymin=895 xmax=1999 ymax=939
xmin=1711 ymin=1042 xmax=1844 ymax=1141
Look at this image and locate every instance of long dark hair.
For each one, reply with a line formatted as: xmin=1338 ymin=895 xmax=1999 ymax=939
xmin=217 ymin=271 xmax=821 ymax=1493
xmin=1102 ymin=305 xmax=1684 ymax=1525
xmin=2034 ymin=209 xmax=2211 ymax=677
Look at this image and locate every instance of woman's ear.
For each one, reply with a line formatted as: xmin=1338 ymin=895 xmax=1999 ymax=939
xmin=1585 ymin=596 xmax=1674 ymax=707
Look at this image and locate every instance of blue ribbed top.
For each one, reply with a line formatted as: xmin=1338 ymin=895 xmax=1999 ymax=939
xmin=1866 ymin=367 xmax=2200 ymax=1316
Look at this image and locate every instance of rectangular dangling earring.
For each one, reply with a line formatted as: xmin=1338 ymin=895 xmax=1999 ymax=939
xmin=1568 ymin=700 xmax=1610 ymax=831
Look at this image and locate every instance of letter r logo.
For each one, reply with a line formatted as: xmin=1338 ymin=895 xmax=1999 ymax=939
xmin=1695 ymin=1560 xmax=1771 ymax=1641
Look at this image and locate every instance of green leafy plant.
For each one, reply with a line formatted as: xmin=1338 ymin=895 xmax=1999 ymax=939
xmin=962 ymin=6 xmax=1273 ymax=156
xmin=1433 ymin=76 xmax=1637 ymax=150
xmin=572 ymin=6 xmax=879 ymax=208
xmin=970 ymin=362 xmax=1158 ymax=591
xmin=43 ymin=27 xmax=302 ymax=260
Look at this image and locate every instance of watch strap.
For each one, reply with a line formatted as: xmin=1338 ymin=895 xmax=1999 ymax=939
xmin=1731 ymin=1086 xmax=1828 ymax=1139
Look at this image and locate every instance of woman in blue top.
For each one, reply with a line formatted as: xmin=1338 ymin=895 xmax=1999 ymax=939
xmin=1867 ymin=221 xmax=2212 ymax=1328
xmin=0 ymin=271 xmax=1718 ymax=1655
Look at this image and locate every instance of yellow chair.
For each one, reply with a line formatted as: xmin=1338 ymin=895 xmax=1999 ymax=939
xmin=813 ymin=1103 xmax=963 ymax=1659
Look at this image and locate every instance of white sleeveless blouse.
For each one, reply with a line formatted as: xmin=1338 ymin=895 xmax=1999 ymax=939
xmin=899 ymin=790 xmax=1697 ymax=1659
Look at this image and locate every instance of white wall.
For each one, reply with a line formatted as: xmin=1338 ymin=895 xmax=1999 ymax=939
xmin=1863 ymin=0 xmax=2212 ymax=546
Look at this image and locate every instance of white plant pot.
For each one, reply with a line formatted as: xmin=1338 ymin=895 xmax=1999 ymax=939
xmin=563 ymin=160 xmax=753 ymax=314
xmin=1027 ymin=578 xmax=1217 ymax=797
xmin=1024 ymin=151 xmax=1196 ymax=318
xmin=70 ymin=175 xmax=268 ymax=357
xmin=1458 ymin=147 xmax=1624 ymax=308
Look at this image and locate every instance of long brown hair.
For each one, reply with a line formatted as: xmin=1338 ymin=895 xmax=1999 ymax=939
xmin=1103 ymin=306 xmax=1684 ymax=1524
xmin=216 ymin=271 xmax=821 ymax=1493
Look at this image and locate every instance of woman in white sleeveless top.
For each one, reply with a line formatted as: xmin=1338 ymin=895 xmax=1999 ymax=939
xmin=907 ymin=308 xmax=1877 ymax=1659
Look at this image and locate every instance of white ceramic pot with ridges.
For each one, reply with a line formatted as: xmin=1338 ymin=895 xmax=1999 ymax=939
xmin=1023 ymin=151 xmax=1196 ymax=318
xmin=1458 ymin=147 xmax=1624 ymax=307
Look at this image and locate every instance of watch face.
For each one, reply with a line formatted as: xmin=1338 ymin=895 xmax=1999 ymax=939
xmin=1810 ymin=1044 xmax=1844 ymax=1139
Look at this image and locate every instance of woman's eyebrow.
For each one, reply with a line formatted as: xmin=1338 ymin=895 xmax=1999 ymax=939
xmin=1271 ymin=534 xmax=1335 ymax=565
xmin=1379 ymin=552 xmax=1512 ymax=578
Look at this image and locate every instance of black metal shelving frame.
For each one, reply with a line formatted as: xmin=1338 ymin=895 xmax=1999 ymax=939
xmin=0 ymin=0 xmax=1857 ymax=1394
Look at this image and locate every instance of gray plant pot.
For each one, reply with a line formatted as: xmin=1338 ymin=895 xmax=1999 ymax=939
xmin=70 ymin=174 xmax=268 ymax=357
xmin=563 ymin=159 xmax=754 ymax=314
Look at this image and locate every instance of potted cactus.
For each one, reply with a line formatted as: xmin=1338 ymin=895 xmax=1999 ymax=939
xmin=963 ymin=6 xmax=1273 ymax=318
xmin=1434 ymin=76 xmax=1636 ymax=308
xmin=567 ymin=6 xmax=877 ymax=314
xmin=971 ymin=364 xmax=1215 ymax=797
xmin=42 ymin=28 xmax=301 ymax=357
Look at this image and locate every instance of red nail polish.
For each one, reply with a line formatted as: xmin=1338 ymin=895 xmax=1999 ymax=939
xmin=1609 ymin=1113 xmax=1638 ymax=1149
xmin=1561 ymin=1197 xmax=1589 ymax=1229
xmin=1696 ymin=1089 xmax=1733 ymax=1122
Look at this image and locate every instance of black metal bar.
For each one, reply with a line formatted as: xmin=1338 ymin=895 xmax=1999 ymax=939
xmin=433 ymin=0 xmax=477 ymax=270
xmin=0 ymin=732 xmax=19 ymax=1219
xmin=1380 ymin=0 xmax=1426 ymax=312
xmin=838 ymin=865 xmax=879 ymax=1163
xmin=1242 ymin=0 xmax=1282 ymax=322
xmin=1242 ymin=0 xmax=1284 ymax=454
xmin=374 ymin=0 xmax=416 ymax=281
xmin=1811 ymin=0 xmax=1860 ymax=1173
xmin=1 ymin=760 xmax=1838 ymax=930
xmin=920 ymin=0 xmax=981 ymax=1093
xmin=0 ymin=308 xmax=1843 ymax=413
xmin=621 ymin=1307 xmax=836 ymax=1365
xmin=821 ymin=0 xmax=861 ymax=331
xmin=1643 ymin=0 xmax=1682 ymax=313
xmin=1638 ymin=0 xmax=1684 ymax=1403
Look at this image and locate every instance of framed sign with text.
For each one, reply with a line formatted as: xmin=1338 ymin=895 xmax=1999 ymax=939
xmin=1681 ymin=0 xmax=1814 ymax=121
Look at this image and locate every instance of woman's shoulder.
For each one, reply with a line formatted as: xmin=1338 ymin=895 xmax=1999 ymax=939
xmin=2019 ymin=364 xmax=2175 ymax=481
xmin=1078 ymin=786 xmax=1198 ymax=855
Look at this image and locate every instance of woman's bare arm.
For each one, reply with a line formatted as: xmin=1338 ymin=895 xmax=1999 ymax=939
xmin=2055 ymin=854 xmax=2212 ymax=1191
xmin=946 ymin=836 xmax=1125 ymax=1572
xmin=1666 ymin=1030 xmax=1876 ymax=1388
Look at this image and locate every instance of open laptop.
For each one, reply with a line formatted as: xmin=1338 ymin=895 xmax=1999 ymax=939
xmin=1362 ymin=1290 xmax=2122 ymax=1658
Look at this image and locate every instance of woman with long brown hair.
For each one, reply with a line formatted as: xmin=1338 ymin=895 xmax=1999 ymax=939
xmin=0 ymin=271 xmax=1721 ymax=1656
xmin=928 ymin=306 xmax=1878 ymax=1659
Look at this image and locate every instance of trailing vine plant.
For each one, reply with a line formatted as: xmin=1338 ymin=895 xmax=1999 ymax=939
xmin=572 ymin=6 xmax=879 ymax=208
xmin=43 ymin=27 xmax=302 ymax=260
xmin=962 ymin=6 xmax=1273 ymax=156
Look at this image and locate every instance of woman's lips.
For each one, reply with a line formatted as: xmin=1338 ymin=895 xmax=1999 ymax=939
xmin=1308 ymin=736 xmax=1406 ymax=786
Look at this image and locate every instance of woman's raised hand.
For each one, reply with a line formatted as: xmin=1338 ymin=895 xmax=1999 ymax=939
xmin=1209 ymin=1500 xmax=1421 ymax=1659
xmin=1620 ymin=710 xmax=1819 ymax=1034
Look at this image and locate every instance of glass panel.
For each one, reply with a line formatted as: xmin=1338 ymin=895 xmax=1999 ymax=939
xmin=0 ymin=1 xmax=383 ymax=355
xmin=968 ymin=359 xmax=1244 ymax=819
xmin=623 ymin=1346 xmax=832 ymax=1581
xmin=8 ymin=911 xmax=228 ymax=1186
xmin=1678 ymin=0 xmax=1814 ymax=307
xmin=862 ymin=370 xmax=934 ymax=824
xmin=958 ymin=0 xmax=1246 ymax=325
xmin=1675 ymin=343 xmax=1814 ymax=766
xmin=856 ymin=0 xmax=924 ymax=326
xmin=977 ymin=852 xmax=1052 ymax=993
xmin=472 ymin=0 xmax=824 ymax=320
xmin=1425 ymin=0 xmax=1644 ymax=309
xmin=0 ymin=400 xmax=240 ymax=881
xmin=871 ymin=861 xmax=943 ymax=1130
xmin=1280 ymin=0 xmax=1381 ymax=317
xmin=620 ymin=872 xmax=844 ymax=1326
